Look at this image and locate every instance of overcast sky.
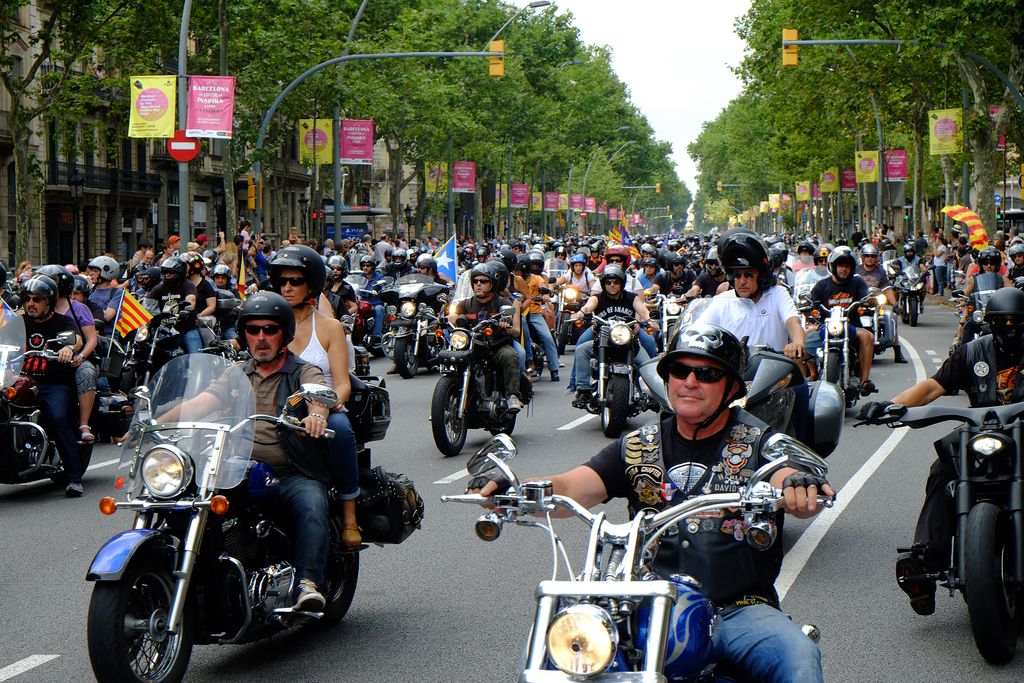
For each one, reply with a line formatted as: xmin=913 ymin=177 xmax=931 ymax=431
xmin=511 ymin=0 xmax=750 ymax=194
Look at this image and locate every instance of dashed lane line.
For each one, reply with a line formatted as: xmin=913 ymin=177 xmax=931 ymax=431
xmin=0 ymin=655 xmax=60 ymax=682
xmin=557 ymin=414 xmax=597 ymax=431
xmin=925 ymin=349 xmax=937 ymax=355
xmin=434 ymin=468 xmax=469 ymax=485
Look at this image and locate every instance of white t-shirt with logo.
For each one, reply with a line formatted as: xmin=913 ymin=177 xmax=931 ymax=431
xmin=696 ymin=285 xmax=799 ymax=353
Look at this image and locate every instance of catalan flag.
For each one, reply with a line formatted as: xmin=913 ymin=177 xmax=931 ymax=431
xmin=607 ymin=226 xmax=623 ymax=243
xmin=237 ymin=256 xmax=247 ymax=301
xmin=114 ymin=291 xmax=153 ymax=337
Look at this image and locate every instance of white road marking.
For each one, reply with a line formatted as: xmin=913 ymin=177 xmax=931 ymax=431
xmin=434 ymin=468 xmax=469 ymax=485
xmin=925 ymin=349 xmax=937 ymax=355
xmin=0 ymin=655 xmax=60 ymax=682
xmin=557 ymin=414 xmax=597 ymax=431
xmin=91 ymin=458 xmax=119 ymax=470
xmin=777 ymin=338 xmax=927 ymax=602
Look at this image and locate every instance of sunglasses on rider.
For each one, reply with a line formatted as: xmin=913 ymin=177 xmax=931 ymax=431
xmin=863 ymin=254 xmax=878 ymax=258
xmin=606 ymin=257 xmax=625 ymax=264
xmin=667 ymin=363 xmax=727 ymax=383
xmin=273 ymin=276 xmax=306 ymax=288
xmin=244 ymin=323 xmax=283 ymax=336
xmin=472 ymin=278 xmax=491 ymax=285
xmin=25 ymin=295 xmax=48 ymax=303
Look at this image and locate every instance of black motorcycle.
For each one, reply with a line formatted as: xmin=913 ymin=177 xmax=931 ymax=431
xmin=86 ymin=354 xmax=415 ymax=683
xmin=379 ymin=273 xmax=449 ymax=378
xmin=891 ymin=262 xmax=930 ymax=327
xmin=430 ymin=308 xmax=533 ymax=457
xmin=861 ymin=401 xmax=1024 ymax=664
xmin=954 ymin=272 xmax=1003 ymax=349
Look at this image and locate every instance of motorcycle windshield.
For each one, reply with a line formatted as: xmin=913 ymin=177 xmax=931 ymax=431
xmin=119 ymin=354 xmax=256 ymax=498
xmin=452 ymin=270 xmax=474 ymax=306
xmin=345 ymin=274 xmax=368 ymax=289
xmin=0 ymin=310 xmax=25 ymax=389
xmin=795 ymin=268 xmax=827 ymax=289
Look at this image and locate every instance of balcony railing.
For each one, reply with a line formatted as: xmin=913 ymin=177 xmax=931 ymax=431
xmin=48 ymin=160 xmax=162 ymax=195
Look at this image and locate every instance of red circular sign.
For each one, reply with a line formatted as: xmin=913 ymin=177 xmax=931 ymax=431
xmin=167 ymin=129 xmax=200 ymax=162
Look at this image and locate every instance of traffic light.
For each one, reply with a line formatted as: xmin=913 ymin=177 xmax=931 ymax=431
xmin=655 ymin=182 xmax=661 ymax=194
xmin=489 ymin=40 xmax=505 ymax=78
xmin=782 ymin=28 xmax=799 ymax=67
xmin=717 ymin=180 xmax=724 ymax=192
xmin=247 ymin=173 xmax=256 ymax=209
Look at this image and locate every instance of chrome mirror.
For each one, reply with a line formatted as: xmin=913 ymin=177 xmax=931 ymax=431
xmin=297 ymin=383 xmax=338 ymax=408
xmin=466 ymin=435 xmax=521 ymax=492
xmin=499 ymin=305 xmax=516 ymax=318
xmin=744 ymin=433 xmax=828 ymax=497
xmin=56 ymin=330 xmax=77 ymax=346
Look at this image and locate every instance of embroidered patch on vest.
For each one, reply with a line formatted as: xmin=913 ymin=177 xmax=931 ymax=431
xmin=974 ymin=361 xmax=990 ymax=377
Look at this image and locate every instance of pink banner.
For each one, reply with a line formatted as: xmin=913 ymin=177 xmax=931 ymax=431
xmin=811 ymin=183 xmax=822 ymax=200
xmin=339 ymin=119 xmax=374 ymax=165
xmin=840 ymin=168 xmax=857 ymax=191
xmin=598 ymin=200 xmax=608 ymax=215
xmin=630 ymin=213 xmax=641 ymax=227
xmin=510 ymin=184 xmax=529 ymax=208
xmin=451 ymin=161 xmax=476 ymax=193
xmin=608 ymin=207 xmax=620 ymax=220
xmin=584 ymin=197 xmax=596 ymax=213
xmin=543 ymin=191 xmax=559 ymax=211
xmin=884 ymin=149 xmax=908 ymax=181
xmin=186 ymin=75 xmax=235 ymax=138
xmin=570 ymin=193 xmax=583 ymax=211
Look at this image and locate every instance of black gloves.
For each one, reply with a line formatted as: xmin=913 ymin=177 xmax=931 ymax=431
xmin=782 ymin=472 xmax=830 ymax=490
xmin=466 ymin=470 xmax=512 ymax=495
xmin=858 ymin=401 xmax=906 ymax=423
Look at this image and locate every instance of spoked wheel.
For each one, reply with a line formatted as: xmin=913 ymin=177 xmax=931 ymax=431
xmin=394 ymin=336 xmax=420 ymax=379
xmin=601 ymin=375 xmax=630 ymax=438
xmin=87 ymin=558 xmax=194 ymax=683
xmin=431 ymin=376 xmax=467 ymax=457
xmin=964 ymin=502 xmax=1019 ymax=664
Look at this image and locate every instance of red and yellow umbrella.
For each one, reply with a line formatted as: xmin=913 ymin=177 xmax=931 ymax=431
xmin=941 ymin=205 xmax=988 ymax=248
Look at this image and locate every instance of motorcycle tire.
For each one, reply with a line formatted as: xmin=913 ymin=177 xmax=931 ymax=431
xmin=87 ymin=557 xmax=194 ymax=683
xmin=431 ymin=375 xmax=467 ymax=457
xmin=556 ymin=323 xmax=569 ymax=356
xmin=319 ymin=537 xmax=360 ymax=626
xmin=488 ymin=414 xmax=517 ymax=437
xmin=394 ymin=337 xmax=419 ymax=379
xmin=601 ymin=375 xmax=630 ymax=438
xmin=964 ymin=502 xmax=1019 ymax=664
xmin=909 ymin=301 xmax=919 ymax=327
xmin=824 ymin=350 xmax=842 ymax=385
xmin=381 ymin=332 xmax=396 ymax=360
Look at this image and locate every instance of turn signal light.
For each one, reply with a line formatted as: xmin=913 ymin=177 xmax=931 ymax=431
xmin=967 ymin=306 xmax=974 ymax=313
xmin=575 ymin=320 xmax=583 ymax=328
xmin=434 ymin=329 xmax=444 ymax=339
xmin=483 ymin=327 xmax=494 ymax=337
xmin=99 ymin=497 xmax=117 ymax=515
xmin=857 ymin=307 xmax=866 ymax=314
xmin=810 ymin=310 xmax=820 ymax=318
xmin=209 ymin=495 xmax=230 ymax=515
xmin=3 ymin=387 xmax=14 ymax=399
xmin=114 ymin=476 xmax=125 ymax=489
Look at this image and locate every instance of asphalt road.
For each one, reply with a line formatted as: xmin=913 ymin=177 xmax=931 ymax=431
xmin=2 ymin=295 xmax=1023 ymax=682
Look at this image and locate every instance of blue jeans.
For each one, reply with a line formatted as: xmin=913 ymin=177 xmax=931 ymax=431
xmin=270 ymin=472 xmax=330 ymax=587
xmin=371 ymin=303 xmax=385 ymax=336
xmin=572 ymin=340 xmax=651 ymax=391
xmin=38 ymin=383 xmax=82 ymax=484
xmin=569 ymin=327 xmax=656 ymax=387
xmin=568 ymin=327 xmax=596 ymax=387
xmin=712 ymin=604 xmax=823 ymax=682
xmin=934 ymin=264 xmax=948 ymax=294
xmin=512 ymin=340 xmax=526 ymax=375
xmin=327 ymin=412 xmax=359 ymax=500
xmin=526 ymin=313 xmax=558 ymax=372
xmin=182 ymin=328 xmax=202 ymax=354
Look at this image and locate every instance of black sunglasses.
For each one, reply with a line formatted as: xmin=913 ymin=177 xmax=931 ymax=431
xmin=274 ymin=276 xmax=306 ymax=288
xmin=472 ymin=278 xmax=491 ymax=285
xmin=25 ymin=295 xmax=48 ymax=303
xmin=667 ymin=363 xmax=726 ymax=383
xmin=244 ymin=323 xmax=283 ymax=336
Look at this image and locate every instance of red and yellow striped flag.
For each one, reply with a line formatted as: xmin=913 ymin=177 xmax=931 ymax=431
xmin=237 ymin=257 xmax=247 ymax=301
xmin=115 ymin=291 xmax=153 ymax=337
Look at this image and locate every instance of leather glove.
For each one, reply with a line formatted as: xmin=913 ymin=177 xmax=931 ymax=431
xmin=466 ymin=470 xmax=512 ymax=495
xmin=858 ymin=401 xmax=906 ymax=423
xmin=782 ymin=472 xmax=830 ymax=490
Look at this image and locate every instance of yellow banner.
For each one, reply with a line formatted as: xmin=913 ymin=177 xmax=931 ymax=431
xmin=820 ymin=167 xmax=839 ymax=193
xmin=795 ymin=181 xmax=810 ymax=202
xmin=298 ymin=119 xmax=332 ymax=164
xmin=530 ymin=192 xmax=542 ymax=211
xmin=425 ymin=162 xmax=447 ymax=194
xmin=929 ymin=108 xmax=963 ymax=155
xmin=558 ymin=193 xmax=568 ymax=211
xmin=494 ymin=185 xmax=507 ymax=209
xmin=759 ymin=201 xmax=770 ymax=213
xmin=769 ymin=194 xmax=780 ymax=211
xmin=855 ymin=151 xmax=879 ymax=183
xmin=129 ymin=76 xmax=176 ymax=138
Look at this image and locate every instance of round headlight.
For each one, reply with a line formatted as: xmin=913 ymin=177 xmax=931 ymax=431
xmin=400 ymin=301 xmax=417 ymax=317
xmin=666 ymin=301 xmax=682 ymax=316
xmin=135 ymin=324 xmax=150 ymax=342
xmin=972 ymin=310 xmax=984 ymax=323
xmin=913 ymin=282 xmax=925 ymax=290
xmin=968 ymin=433 xmax=1010 ymax=458
xmin=450 ymin=330 xmax=470 ymax=350
xmin=826 ymin=320 xmax=845 ymax=336
xmin=564 ymin=288 xmax=578 ymax=301
xmin=546 ymin=604 xmax=618 ymax=676
xmin=141 ymin=445 xmax=191 ymax=498
xmin=875 ymin=294 xmax=887 ymax=306
xmin=609 ymin=323 xmax=632 ymax=346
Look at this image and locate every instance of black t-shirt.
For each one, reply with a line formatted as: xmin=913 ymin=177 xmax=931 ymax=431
xmin=654 ymin=270 xmax=696 ymax=297
xmin=584 ymin=414 xmax=783 ymax=605
xmin=693 ymin=271 xmax=725 ymax=297
xmin=23 ymin=313 xmax=79 ymax=385
xmin=933 ymin=343 xmax=1019 ymax=401
xmin=854 ymin=265 xmax=889 ymax=289
xmin=146 ymin=280 xmax=199 ymax=309
xmin=194 ymin=278 xmax=217 ymax=313
xmin=809 ymin=274 xmax=868 ymax=309
xmin=593 ymin=290 xmax=637 ymax=319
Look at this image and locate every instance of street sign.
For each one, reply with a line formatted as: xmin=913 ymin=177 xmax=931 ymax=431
xmin=167 ymin=129 xmax=200 ymax=162
xmin=994 ymin=193 xmax=1002 ymax=205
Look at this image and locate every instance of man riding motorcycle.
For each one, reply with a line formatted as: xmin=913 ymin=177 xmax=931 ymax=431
xmin=855 ymin=243 xmax=907 ymax=364
xmin=648 ymin=251 xmax=696 ymax=298
xmin=953 ymin=246 xmax=1012 ymax=348
xmin=144 ymin=255 xmax=203 ymax=354
xmin=379 ymin=247 xmax=414 ymax=279
xmin=860 ymin=287 xmax=1024 ymax=616
xmin=470 ymin=324 xmax=834 ymax=683
xmin=513 ymin=254 xmax=560 ymax=382
xmin=85 ymin=255 xmax=124 ymax=337
xmin=686 ymin=247 xmax=726 ymax=298
xmin=325 ymin=255 xmax=358 ymax=318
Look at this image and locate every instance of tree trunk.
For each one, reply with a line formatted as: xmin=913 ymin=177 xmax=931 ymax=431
xmin=219 ymin=0 xmax=236 ymax=239
xmin=911 ymin=105 xmax=927 ymax=237
xmin=385 ymin=138 xmax=403 ymax=235
xmin=12 ymin=119 xmax=34 ymax=263
xmin=414 ymin=160 xmax=425 ymax=239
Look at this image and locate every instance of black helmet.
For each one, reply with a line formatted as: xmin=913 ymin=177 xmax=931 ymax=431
xmin=497 ymin=246 xmax=518 ymax=273
xmin=202 ymin=248 xmax=219 ymax=263
xmin=470 ymin=262 xmax=498 ymax=293
xmin=705 ymin=247 xmax=719 ymax=265
xmin=392 ymin=248 xmax=409 ymax=266
xmin=984 ymin=288 xmax=1024 ymax=355
xmin=640 ymin=257 xmax=658 ymax=269
xmin=718 ymin=230 xmax=771 ymax=289
xmin=528 ymin=250 xmax=545 ymax=274
xmin=138 ymin=266 xmax=161 ymax=288
xmin=182 ymin=252 xmax=205 ymax=276
xmin=656 ymin=323 xmax=746 ymax=398
xmin=640 ymin=243 xmax=658 ymax=259
xmin=487 ymin=259 xmax=510 ymax=293
xmin=977 ymin=246 xmax=1002 ymax=267
xmin=827 ymin=246 xmax=857 ymax=277
xmin=211 ymin=264 xmax=232 ymax=279
xmin=416 ymin=253 xmax=437 ymax=274
xmin=663 ymin=251 xmax=685 ymax=269
xmin=797 ymin=240 xmax=815 ymax=256
xmin=72 ymin=274 xmax=91 ymax=295
xmin=599 ymin=264 xmax=626 ymax=284
xmin=903 ymin=243 xmax=916 ymax=257
xmin=235 ymin=291 xmax=296 ymax=349
xmin=160 ymin=256 xmax=187 ymax=286
xmin=768 ymin=242 xmax=789 ymax=269
xmin=20 ymin=274 xmax=59 ymax=311
xmin=36 ymin=265 xmax=74 ymax=299
xmin=514 ymin=254 xmax=531 ymax=273
xmin=359 ymin=254 xmax=375 ymax=268
xmin=269 ymin=244 xmax=326 ymax=301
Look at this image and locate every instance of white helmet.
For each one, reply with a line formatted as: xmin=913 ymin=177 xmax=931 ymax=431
xmin=87 ymin=256 xmax=119 ymax=281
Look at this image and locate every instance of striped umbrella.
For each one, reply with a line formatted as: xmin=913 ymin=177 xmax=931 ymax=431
xmin=941 ymin=205 xmax=988 ymax=248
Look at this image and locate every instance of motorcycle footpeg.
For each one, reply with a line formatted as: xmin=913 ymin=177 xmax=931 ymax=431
xmin=272 ymin=607 xmax=324 ymax=619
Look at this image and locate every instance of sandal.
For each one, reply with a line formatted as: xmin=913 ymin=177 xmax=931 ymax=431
xmin=78 ymin=425 xmax=96 ymax=443
xmin=341 ymin=523 xmax=362 ymax=549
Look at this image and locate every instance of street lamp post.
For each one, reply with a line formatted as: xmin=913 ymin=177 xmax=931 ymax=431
xmin=483 ymin=1 xmax=551 ymax=49
xmin=69 ymin=170 xmax=85 ymax=265
xmin=299 ymin=196 xmax=309 ymax=234
xmin=211 ymin=184 xmax=225 ymax=241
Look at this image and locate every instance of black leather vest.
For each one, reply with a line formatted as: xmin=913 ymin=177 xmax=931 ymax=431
xmin=962 ymin=335 xmax=1024 ymax=407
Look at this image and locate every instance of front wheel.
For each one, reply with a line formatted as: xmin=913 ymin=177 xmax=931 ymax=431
xmin=431 ymin=375 xmax=468 ymax=457
xmin=964 ymin=502 xmax=1019 ymax=664
xmin=87 ymin=558 xmax=194 ymax=683
xmin=824 ymin=349 xmax=842 ymax=385
xmin=556 ymin=322 xmax=570 ymax=356
xmin=320 ymin=539 xmax=360 ymax=626
xmin=909 ymin=300 xmax=919 ymax=327
xmin=394 ymin=336 xmax=419 ymax=379
xmin=601 ymin=375 xmax=630 ymax=438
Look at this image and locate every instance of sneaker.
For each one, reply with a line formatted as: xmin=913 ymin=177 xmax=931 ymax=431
xmin=896 ymin=553 xmax=936 ymax=616
xmin=893 ymin=347 xmax=908 ymax=364
xmin=65 ymin=482 xmax=83 ymax=498
xmin=295 ymin=578 xmax=325 ymax=612
xmin=507 ymin=395 xmax=523 ymax=414
xmin=563 ymin=384 xmax=577 ymax=395
xmin=860 ymin=379 xmax=877 ymax=396
xmin=550 ymin=371 xmax=560 ymax=382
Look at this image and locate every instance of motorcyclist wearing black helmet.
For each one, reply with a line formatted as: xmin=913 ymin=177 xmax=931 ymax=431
xmin=860 ymin=287 xmax=1024 ymax=616
xmin=325 ymin=255 xmax=358 ymax=318
xmin=470 ymin=323 xmax=833 ymax=683
xmin=686 ymin=247 xmax=727 ymax=298
xmin=415 ymin=253 xmax=447 ymax=284
xmin=648 ymin=251 xmax=696 ymax=298
xmin=953 ymin=246 xmax=1012 ymax=347
xmin=513 ymin=254 xmax=560 ymax=381
xmin=144 ymin=255 xmax=203 ymax=353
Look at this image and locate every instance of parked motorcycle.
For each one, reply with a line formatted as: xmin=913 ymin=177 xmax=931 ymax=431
xmin=442 ymin=434 xmax=831 ymax=681
xmin=860 ymin=401 xmax=1024 ymax=664
xmin=430 ymin=308 xmax=533 ymax=457
xmin=572 ymin=313 xmax=658 ymax=438
xmin=379 ymin=273 xmax=449 ymax=378
xmin=86 ymin=353 xmax=416 ymax=683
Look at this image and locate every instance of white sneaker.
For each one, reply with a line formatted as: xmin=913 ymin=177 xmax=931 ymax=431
xmin=507 ymin=395 xmax=523 ymax=413
xmin=295 ymin=578 xmax=325 ymax=612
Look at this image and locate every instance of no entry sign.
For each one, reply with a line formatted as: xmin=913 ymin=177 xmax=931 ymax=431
xmin=167 ymin=129 xmax=200 ymax=162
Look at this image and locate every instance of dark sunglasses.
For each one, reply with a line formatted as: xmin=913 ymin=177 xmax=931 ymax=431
xmin=667 ymin=363 xmax=726 ymax=383
xmin=606 ymin=257 xmax=625 ymax=264
xmin=274 ymin=276 xmax=306 ymax=288
xmin=25 ymin=295 xmax=48 ymax=303
xmin=244 ymin=323 xmax=282 ymax=336
xmin=603 ymin=278 xmax=623 ymax=286
xmin=472 ymin=278 xmax=491 ymax=285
